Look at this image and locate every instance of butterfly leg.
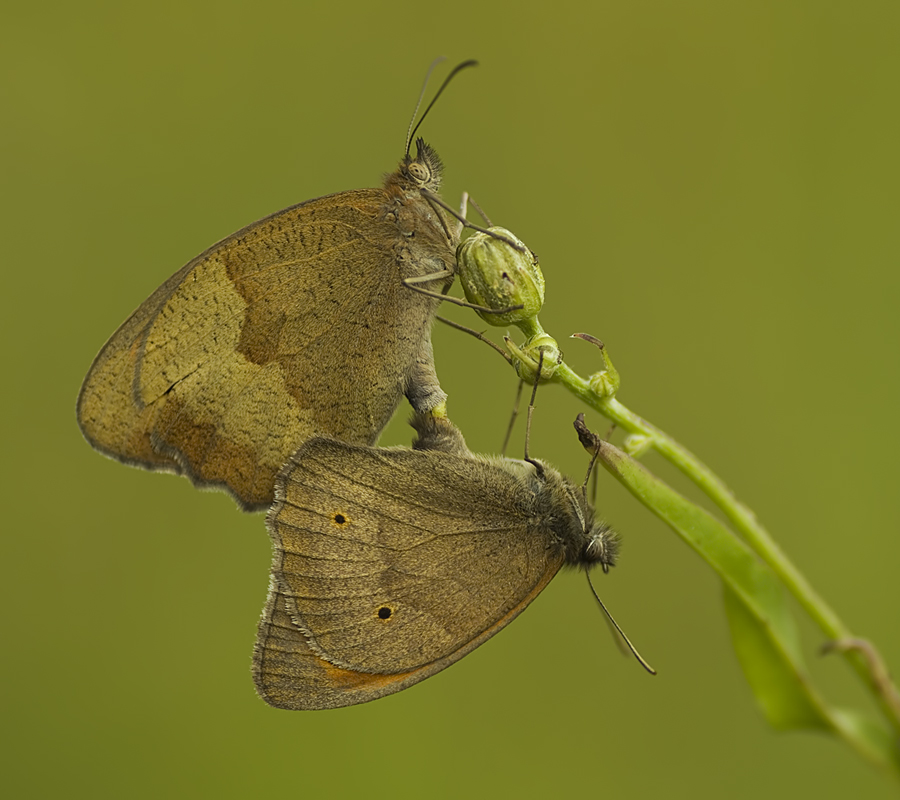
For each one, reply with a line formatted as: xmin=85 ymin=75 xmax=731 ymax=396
xmin=409 ymin=408 xmax=470 ymax=456
xmin=453 ymin=191 xmax=470 ymax=240
xmin=404 ymin=331 xmax=448 ymax=420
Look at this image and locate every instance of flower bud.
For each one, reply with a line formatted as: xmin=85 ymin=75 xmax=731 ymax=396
xmin=505 ymin=333 xmax=562 ymax=383
xmin=588 ymin=369 xmax=619 ymax=400
xmin=457 ymin=227 xmax=544 ymax=326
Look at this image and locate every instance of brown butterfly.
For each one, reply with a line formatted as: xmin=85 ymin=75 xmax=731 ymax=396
xmin=77 ymin=62 xmax=475 ymax=510
xmin=253 ymin=413 xmax=621 ymax=709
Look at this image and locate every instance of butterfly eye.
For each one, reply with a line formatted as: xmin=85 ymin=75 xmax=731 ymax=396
xmin=407 ymin=161 xmax=431 ymax=184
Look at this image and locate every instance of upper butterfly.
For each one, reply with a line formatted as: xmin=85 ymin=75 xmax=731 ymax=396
xmin=77 ymin=72 xmax=470 ymax=510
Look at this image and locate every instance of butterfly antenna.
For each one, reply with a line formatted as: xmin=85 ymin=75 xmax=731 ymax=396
xmin=581 ymin=438 xmax=602 ymax=495
xmin=523 ymin=351 xmax=545 ymax=477
xmin=594 ymin=424 xmax=617 ymax=503
xmin=586 ymin=572 xmax=657 ymax=675
xmin=406 ymin=59 xmax=478 ymax=156
xmin=405 ymin=57 xmax=446 ymax=155
xmin=573 ymin=413 xmax=603 ymax=497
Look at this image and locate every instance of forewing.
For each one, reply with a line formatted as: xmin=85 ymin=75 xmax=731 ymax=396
xmin=77 ymin=189 xmax=445 ymax=509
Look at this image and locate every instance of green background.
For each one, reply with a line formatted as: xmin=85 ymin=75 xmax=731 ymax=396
xmin=3 ymin=2 xmax=899 ymax=798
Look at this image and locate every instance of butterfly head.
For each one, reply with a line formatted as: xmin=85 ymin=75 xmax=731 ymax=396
xmin=582 ymin=521 xmax=620 ymax=574
xmin=550 ymin=471 xmax=620 ymax=573
xmin=401 ymin=137 xmax=444 ymax=192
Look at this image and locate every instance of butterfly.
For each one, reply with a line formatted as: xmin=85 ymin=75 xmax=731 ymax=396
xmin=77 ymin=63 xmax=476 ymax=510
xmin=253 ymin=413 xmax=620 ymax=709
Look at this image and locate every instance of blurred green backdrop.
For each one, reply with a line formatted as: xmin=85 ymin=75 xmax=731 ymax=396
xmin=2 ymin=2 xmax=898 ymax=798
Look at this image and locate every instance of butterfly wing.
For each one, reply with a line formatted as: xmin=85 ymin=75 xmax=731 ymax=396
xmin=253 ymin=439 xmax=564 ymax=709
xmin=77 ymin=189 xmax=453 ymax=509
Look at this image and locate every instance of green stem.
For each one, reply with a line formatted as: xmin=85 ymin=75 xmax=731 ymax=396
xmin=551 ymin=360 xmax=900 ymax=737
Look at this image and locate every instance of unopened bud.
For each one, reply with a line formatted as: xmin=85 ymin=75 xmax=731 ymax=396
xmin=506 ymin=333 xmax=562 ymax=383
xmin=457 ymin=227 xmax=544 ymax=326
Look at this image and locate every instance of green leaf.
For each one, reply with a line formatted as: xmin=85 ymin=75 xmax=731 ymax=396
xmin=594 ymin=439 xmax=900 ymax=765
xmin=722 ymin=585 xmax=827 ymax=730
